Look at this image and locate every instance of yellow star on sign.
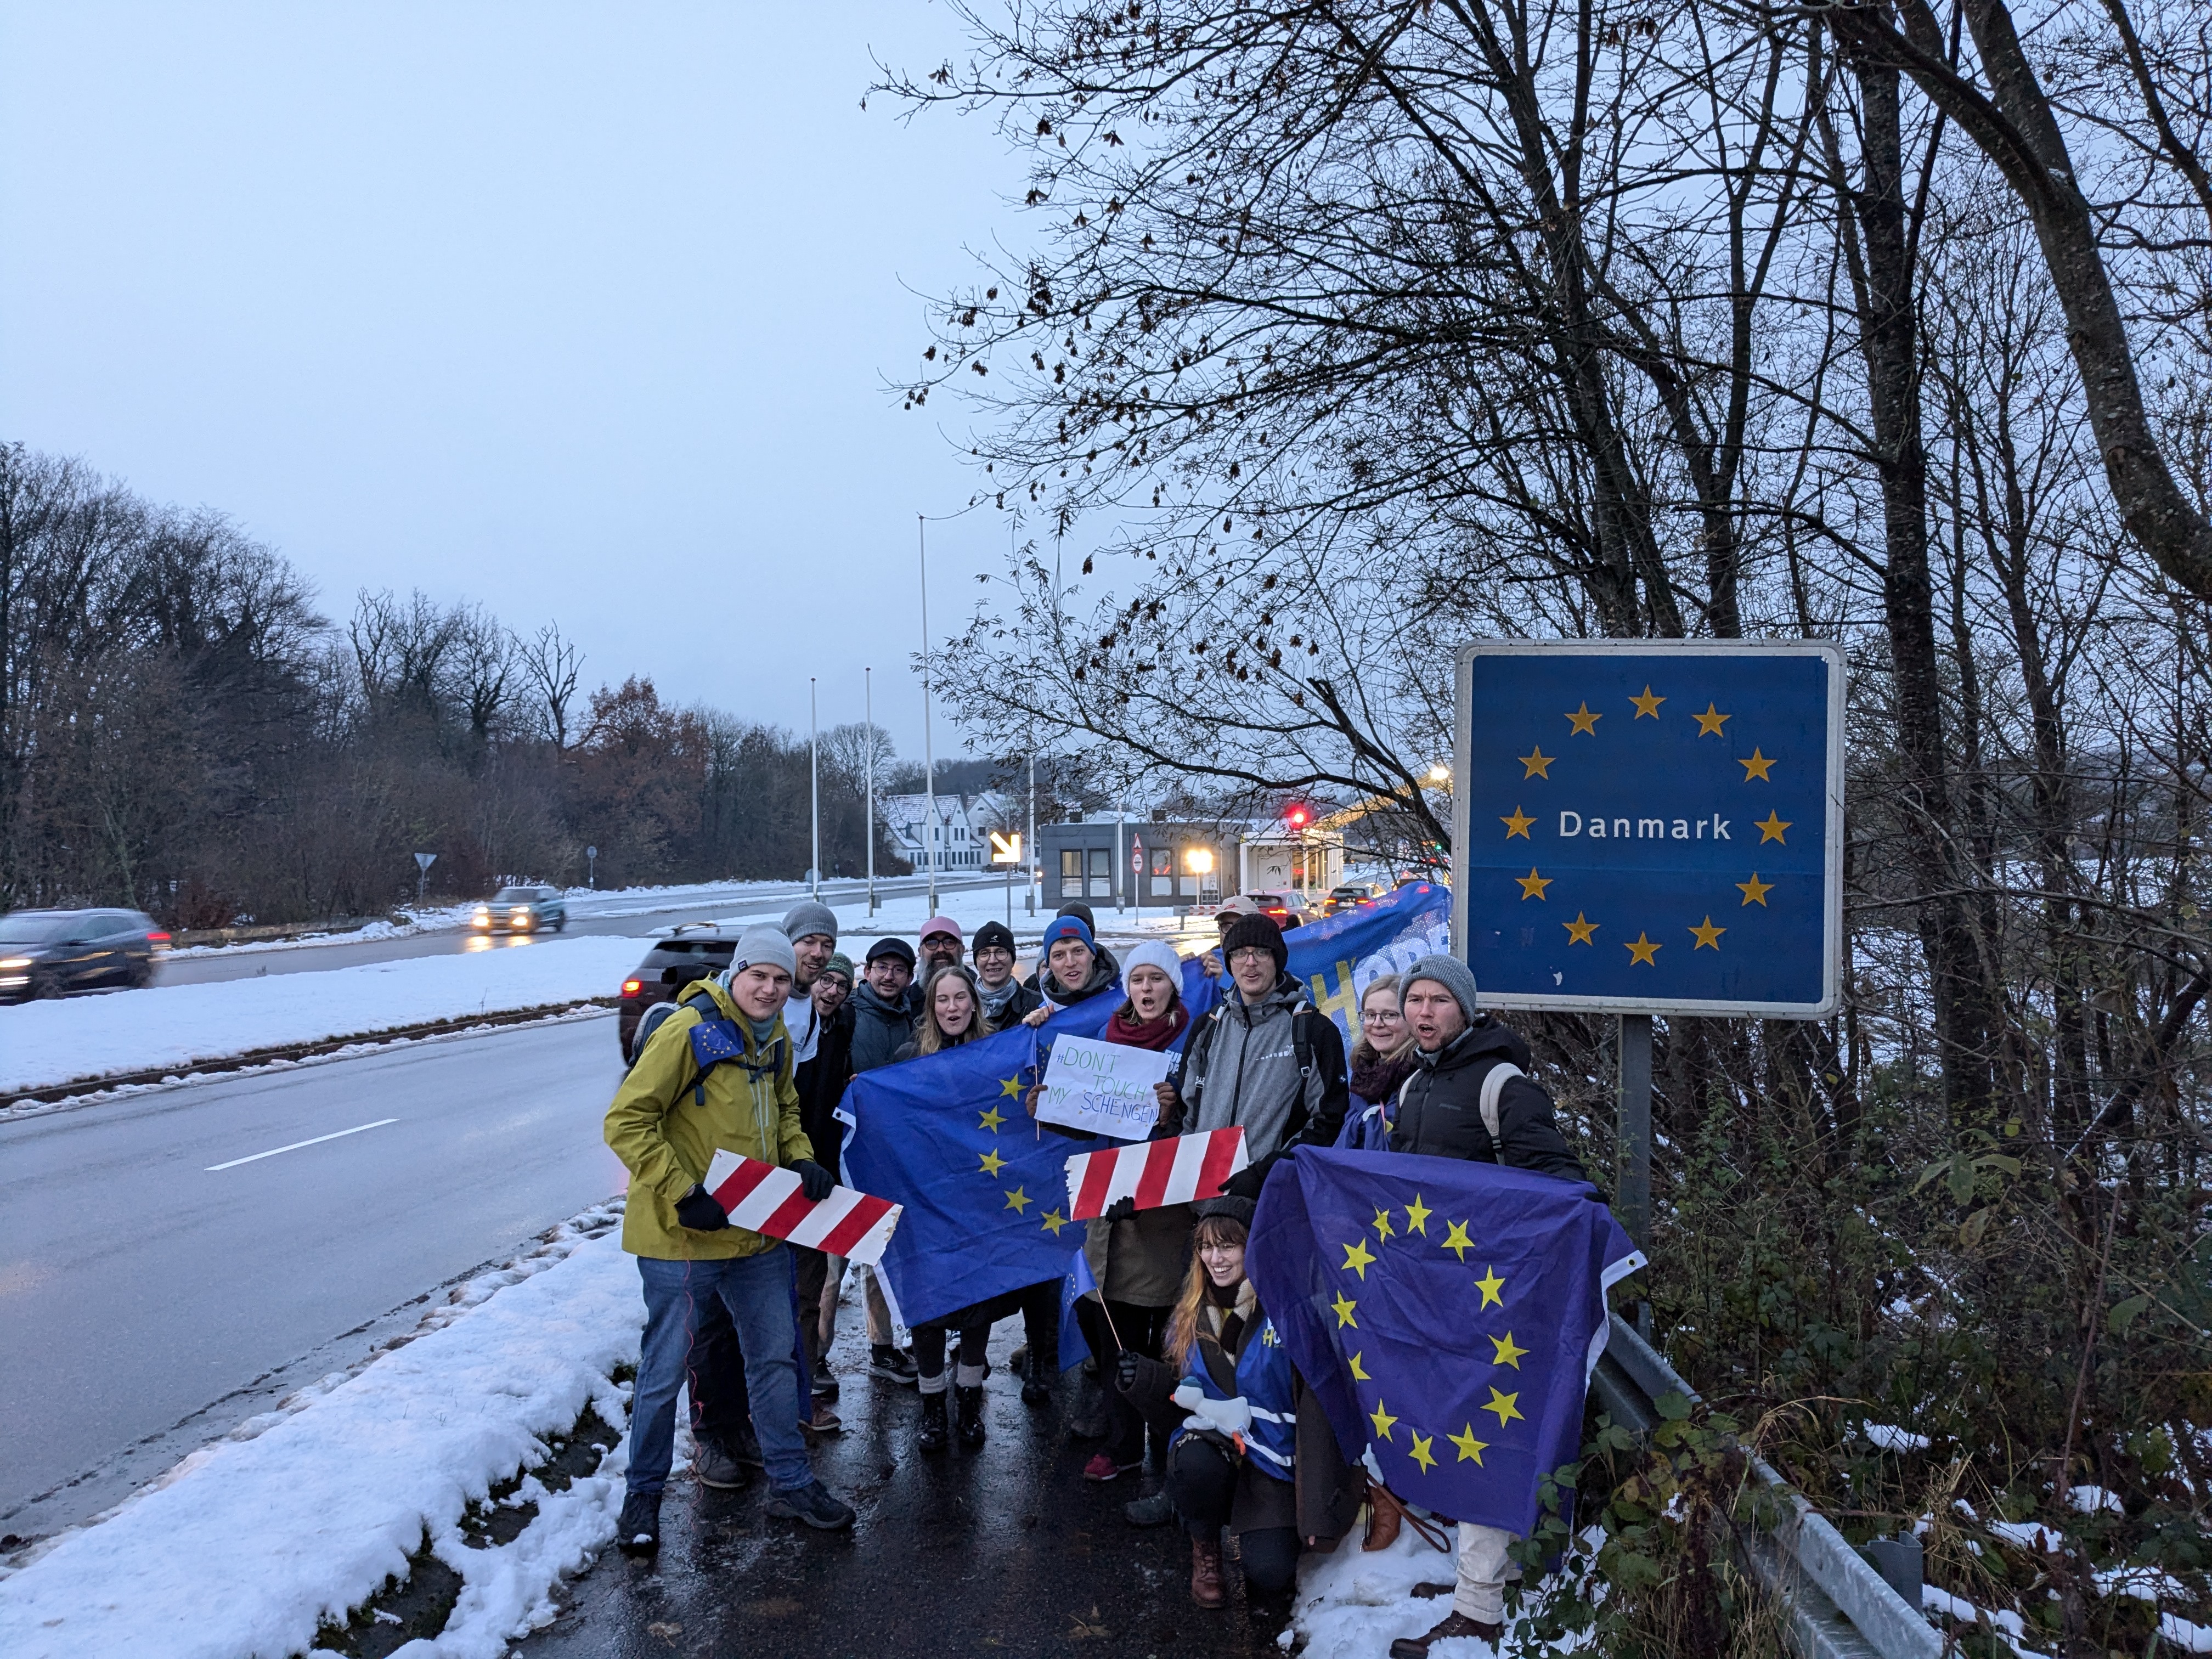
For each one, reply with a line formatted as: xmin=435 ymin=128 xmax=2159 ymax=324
xmin=978 ymin=1149 xmax=1007 ymax=1177
xmin=1449 ymin=1424 xmax=1489 ymax=1465
xmin=1348 ymin=1350 xmax=1370 ymax=1381
xmin=1443 ymin=1220 xmax=1475 ymax=1262
xmin=998 ymin=1075 xmax=1025 ymax=1098
xmin=1519 ymin=746 xmax=1554 ymax=779
xmin=1040 ymin=1207 xmax=1069 ymax=1235
xmin=1475 ymin=1265 xmax=1506 ymax=1307
xmin=1331 ymin=1292 xmax=1359 ymax=1329
xmin=1566 ymin=701 xmax=1602 ymax=735
xmin=1403 ymin=1193 xmax=1431 ymax=1235
xmin=1756 ymin=810 xmax=1791 ymax=844
xmin=1489 ymin=1330 xmax=1528 ymax=1370
xmin=1372 ymin=1206 xmax=1395 ymax=1242
xmin=1500 ymin=804 xmax=1535 ymax=839
xmin=1625 ymin=932 xmax=1661 ymax=966
xmin=1002 ymin=1186 xmax=1031 ymax=1214
xmin=1629 ymin=684 xmax=1665 ymax=719
xmin=1564 ymin=911 xmax=1598 ymax=945
xmin=1482 ymin=1387 xmax=1525 ymax=1427
xmin=1689 ymin=916 xmax=1725 ymax=950
xmin=978 ymin=1104 xmax=1007 ymax=1132
xmin=1516 ymin=867 xmax=1551 ymax=901
xmin=1693 ymin=702 xmax=1730 ymax=736
xmin=1739 ymin=747 xmax=1776 ymax=782
xmin=1737 ymin=871 xmax=1773 ymax=906
xmin=1368 ymin=1398 xmax=1398 ymax=1442
xmin=1340 ymin=1238 xmax=1378 ymax=1279
xmin=1409 ymin=1432 xmax=1438 ymax=1473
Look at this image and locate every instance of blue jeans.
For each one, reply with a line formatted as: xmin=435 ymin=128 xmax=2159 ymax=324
xmin=630 ymin=1249 xmax=812 ymax=1496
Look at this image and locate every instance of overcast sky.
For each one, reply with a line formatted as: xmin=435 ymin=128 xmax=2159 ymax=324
xmin=0 ymin=2 xmax=1040 ymax=760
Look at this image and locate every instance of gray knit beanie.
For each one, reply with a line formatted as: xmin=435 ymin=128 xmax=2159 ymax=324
xmin=781 ymin=900 xmax=839 ymax=945
xmin=1401 ymin=954 xmax=1479 ymax=1025
xmin=729 ymin=925 xmax=798 ymax=979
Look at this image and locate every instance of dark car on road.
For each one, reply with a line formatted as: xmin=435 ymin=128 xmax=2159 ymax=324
xmin=1323 ymin=881 xmax=1384 ymax=916
xmin=471 ymin=885 xmax=568 ymax=935
xmin=0 ymin=908 xmax=170 ymax=1001
xmin=616 ymin=923 xmax=744 ymax=1060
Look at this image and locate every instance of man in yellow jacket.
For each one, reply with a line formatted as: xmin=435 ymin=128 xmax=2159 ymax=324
xmin=603 ymin=925 xmax=855 ymax=1551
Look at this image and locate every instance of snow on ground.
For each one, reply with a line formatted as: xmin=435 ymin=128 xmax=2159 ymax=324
xmin=0 ymin=1212 xmax=643 ymax=1659
xmin=1857 ymin=1421 xmax=1932 ymax=1454
xmin=1288 ymin=1526 xmax=1594 ymax=1658
xmin=0 ymin=936 xmax=647 ymax=1095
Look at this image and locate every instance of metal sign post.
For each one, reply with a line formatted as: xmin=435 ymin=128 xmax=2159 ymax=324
xmin=991 ymin=831 xmax=1023 ymax=929
xmin=1130 ymin=833 xmax=1144 ymax=927
xmin=1451 ymin=640 xmax=1846 ymax=1265
xmin=585 ymin=845 xmax=597 ymax=890
xmin=413 ymin=851 xmax=437 ymax=904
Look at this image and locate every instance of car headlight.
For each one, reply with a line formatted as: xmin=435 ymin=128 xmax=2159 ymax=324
xmin=0 ymin=957 xmax=30 ymax=969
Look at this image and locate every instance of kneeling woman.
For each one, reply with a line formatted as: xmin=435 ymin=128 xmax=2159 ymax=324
xmin=1118 ymin=1202 xmax=1299 ymax=1609
xmin=895 ymin=965 xmax=1014 ymax=1449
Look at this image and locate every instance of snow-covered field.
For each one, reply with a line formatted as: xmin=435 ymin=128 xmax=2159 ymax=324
xmin=1 ymin=936 xmax=648 ymax=1096
xmin=0 ymin=1208 xmax=642 ymax=1659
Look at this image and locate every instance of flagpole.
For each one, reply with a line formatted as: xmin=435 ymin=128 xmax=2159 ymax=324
xmin=865 ymin=667 xmax=877 ymax=917
xmin=919 ymin=514 xmax=938 ymax=915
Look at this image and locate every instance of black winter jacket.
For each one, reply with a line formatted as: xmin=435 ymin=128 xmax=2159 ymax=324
xmin=794 ymin=1001 xmax=855 ymax=1173
xmin=1389 ymin=1018 xmax=1588 ymax=1184
xmin=848 ymin=981 xmax=922 ymax=1074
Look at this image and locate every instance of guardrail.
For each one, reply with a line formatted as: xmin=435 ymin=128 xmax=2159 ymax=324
xmin=1592 ymin=1315 xmax=1943 ymax=1659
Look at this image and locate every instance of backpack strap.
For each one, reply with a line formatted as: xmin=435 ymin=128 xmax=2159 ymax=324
xmin=1291 ymin=1007 xmax=1317 ymax=1080
xmin=1478 ymin=1062 xmax=1523 ymax=1146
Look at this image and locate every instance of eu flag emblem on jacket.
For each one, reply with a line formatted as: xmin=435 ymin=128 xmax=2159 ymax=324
xmin=1247 ymin=1147 xmax=1643 ymax=1536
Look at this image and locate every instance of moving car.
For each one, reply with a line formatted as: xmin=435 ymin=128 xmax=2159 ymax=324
xmin=1241 ymin=890 xmax=1311 ymax=929
xmin=1323 ymin=881 xmax=1385 ymax=915
xmin=616 ymin=922 xmax=743 ymax=1060
xmin=0 ymin=908 xmax=170 ymax=1001
xmin=472 ymin=885 xmax=567 ymax=934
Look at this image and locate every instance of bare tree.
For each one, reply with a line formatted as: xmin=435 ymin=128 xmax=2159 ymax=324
xmin=517 ymin=619 xmax=584 ymax=750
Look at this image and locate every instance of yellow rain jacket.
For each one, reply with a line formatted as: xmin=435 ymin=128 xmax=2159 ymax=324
xmin=603 ymin=975 xmax=813 ymax=1260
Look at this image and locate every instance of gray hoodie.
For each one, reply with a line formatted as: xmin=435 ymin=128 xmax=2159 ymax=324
xmin=1178 ymin=974 xmax=1344 ymax=1162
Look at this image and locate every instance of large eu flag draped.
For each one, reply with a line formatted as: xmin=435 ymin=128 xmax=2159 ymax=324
xmin=1248 ymin=1147 xmax=1644 ymax=1536
xmin=840 ymin=882 xmax=1452 ymax=1329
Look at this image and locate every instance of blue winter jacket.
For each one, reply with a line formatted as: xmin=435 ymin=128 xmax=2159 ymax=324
xmin=1171 ymin=1301 xmax=1298 ymax=1482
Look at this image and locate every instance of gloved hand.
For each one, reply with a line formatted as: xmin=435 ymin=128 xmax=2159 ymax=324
xmin=675 ymin=1183 xmax=729 ymax=1231
xmin=1222 ymin=1156 xmax=1273 ymax=1203
xmin=1102 ymin=1195 xmax=1138 ymax=1224
xmin=1115 ymin=1350 xmax=1143 ymax=1392
xmin=790 ymin=1159 xmax=836 ymax=1203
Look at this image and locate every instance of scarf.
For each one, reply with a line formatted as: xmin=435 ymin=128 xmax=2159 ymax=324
xmin=977 ymin=975 xmax=1025 ymax=1021
xmin=1349 ymin=1049 xmax=1416 ymax=1107
xmin=1106 ymin=1002 xmax=1189 ymax=1053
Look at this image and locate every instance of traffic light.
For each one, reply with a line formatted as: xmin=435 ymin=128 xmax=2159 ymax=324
xmin=1284 ymin=803 xmax=1312 ymax=831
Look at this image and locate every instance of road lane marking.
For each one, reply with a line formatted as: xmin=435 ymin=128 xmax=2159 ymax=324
xmin=206 ymin=1118 xmax=399 ymax=1171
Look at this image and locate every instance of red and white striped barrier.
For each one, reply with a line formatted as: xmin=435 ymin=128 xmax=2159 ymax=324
xmin=702 ymin=1150 xmax=902 ymax=1265
xmin=1064 ymin=1128 xmax=1249 ymax=1220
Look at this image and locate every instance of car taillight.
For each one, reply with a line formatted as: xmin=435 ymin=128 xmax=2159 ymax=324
xmin=622 ymin=979 xmax=642 ymax=996
xmin=147 ymin=932 xmax=171 ymax=944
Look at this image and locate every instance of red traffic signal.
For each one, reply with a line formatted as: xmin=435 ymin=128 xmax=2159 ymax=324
xmin=1284 ymin=803 xmax=1312 ymax=830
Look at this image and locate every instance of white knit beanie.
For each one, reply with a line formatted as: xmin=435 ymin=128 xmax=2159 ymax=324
xmin=1120 ymin=940 xmax=1184 ymax=989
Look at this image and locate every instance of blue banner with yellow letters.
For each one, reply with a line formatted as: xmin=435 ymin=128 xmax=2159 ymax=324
xmin=1459 ymin=644 xmax=1841 ymax=1013
xmin=842 ymin=883 xmax=1452 ymax=1328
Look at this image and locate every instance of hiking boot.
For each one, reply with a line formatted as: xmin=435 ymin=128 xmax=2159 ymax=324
xmin=1389 ymin=1612 xmax=1503 ymax=1656
xmin=1083 ymin=1450 xmax=1141 ymax=1482
xmin=812 ymin=1370 xmax=839 ymax=1401
xmin=917 ymin=1389 xmax=949 ymax=1452
xmin=1123 ymin=1489 xmax=1176 ymax=1527
xmin=955 ymin=1384 xmax=987 ymax=1447
xmin=1190 ymin=1536 xmax=1225 ymax=1607
xmin=1020 ymin=1350 xmax=1053 ymax=1406
xmin=614 ymin=1490 xmax=661 ymax=1556
xmin=870 ymin=1344 xmax=919 ymax=1385
xmin=726 ymin=1424 xmax=764 ymax=1469
xmin=765 ymin=1480 xmax=856 ymax=1531
xmin=692 ymin=1438 xmax=752 ymax=1491
xmin=805 ymin=1400 xmax=842 ymax=1435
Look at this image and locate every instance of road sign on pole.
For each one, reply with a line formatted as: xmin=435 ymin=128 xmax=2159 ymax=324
xmin=991 ymin=831 xmax=1023 ymax=928
xmin=585 ymin=845 xmax=597 ymax=890
xmin=413 ymin=851 xmax=436 ymax=904
xmin=1451 ymin=640 xmax=1845 ymax=1252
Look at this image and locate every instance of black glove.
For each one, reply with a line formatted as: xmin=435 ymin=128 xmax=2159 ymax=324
xmin=1115 ymin=1350 xmax=1143 ymax=1392
xmin=1102 ymin=1195 xmax=1138 ymax=1223
xmin=1223 ymin=1148 xmax=1289 ymax=1204
xmin=791 ymin=1159 xmax=836 ymax=1203
xmin=675 ymin=1183 xmax=729 ymax=1231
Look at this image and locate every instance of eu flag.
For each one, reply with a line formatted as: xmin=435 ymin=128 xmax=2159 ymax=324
xmin=1248 ymin=1147 xmax=1643 ymax=1536
xmin=840 ymin=881 xmax=1455 ymax=1330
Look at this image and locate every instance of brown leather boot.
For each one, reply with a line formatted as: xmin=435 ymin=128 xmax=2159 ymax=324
xmin=1364 ymin=1479 xmax=1404 ymax=1551
xmin=1387 ymin=1611 xmax=1504 ymax=1656
xmin=1189 ymin=1536 xmax=1226 ymax=1607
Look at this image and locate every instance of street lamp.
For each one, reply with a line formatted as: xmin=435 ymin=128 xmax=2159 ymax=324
xmin=1428 ymin=764 xmax=1451 ymax=785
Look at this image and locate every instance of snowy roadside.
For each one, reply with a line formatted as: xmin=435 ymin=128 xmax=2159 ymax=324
xmin=0 ymin=1204 xmax=644 ymax=1659
xmin=0 ymin=936 xmax=648 ymax=1096
xmin=1289 ymin=1526 xmax=1593 ymax=1657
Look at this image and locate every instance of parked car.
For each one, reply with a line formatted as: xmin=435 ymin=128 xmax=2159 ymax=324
xmin=471 ymin=885 xmax=567 ymax=934
xmin=616 ymin=922 xmax=743 ymax=1060
xmin=1323 ymin=881 xmax=1385 ymax=915
xmin=0 ymin=908 xmax=170 ymax=1001
xmin=1241 ymin=890 xmax=1311 ymax=929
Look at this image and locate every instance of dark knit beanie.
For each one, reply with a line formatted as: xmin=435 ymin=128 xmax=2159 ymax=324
xmin=1055 ymin=901 xmax=1097 ymax=930
xmin=972 ymin=919 xmax=1017 ymax=956
xmin=1221 ymin=912 xmax=1288 ymax=972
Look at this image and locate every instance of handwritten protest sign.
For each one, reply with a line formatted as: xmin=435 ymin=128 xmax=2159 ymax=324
xmin=1032 ymin=1034 xmax=1172 ymax=1140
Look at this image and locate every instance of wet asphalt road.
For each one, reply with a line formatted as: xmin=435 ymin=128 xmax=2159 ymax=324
xmin=518 ymin=1317 xmax=1285 ymax=1659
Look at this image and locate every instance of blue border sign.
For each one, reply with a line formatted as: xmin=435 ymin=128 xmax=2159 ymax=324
xmin=1451 ymin=641 xmax=1844 ymax=1017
